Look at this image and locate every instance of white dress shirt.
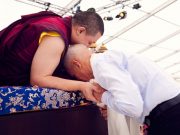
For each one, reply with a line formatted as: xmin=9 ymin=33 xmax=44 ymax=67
xmin=90 ymin=50 xmax=180 ymax=123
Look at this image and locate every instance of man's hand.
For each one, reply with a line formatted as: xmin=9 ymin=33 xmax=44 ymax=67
xmin=91 ymin=81 xmax=106 ymax=102
xmin=99 ymin=106 xmax=108 ymax=120
xmin=93 ymin=91 xmax=104 ymax=102
xmin=90 ymin=81 xmax=107 ymax=120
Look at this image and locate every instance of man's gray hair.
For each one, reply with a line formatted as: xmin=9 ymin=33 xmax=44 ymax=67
xmin=64 ymin=44 xmax=89 ymax=73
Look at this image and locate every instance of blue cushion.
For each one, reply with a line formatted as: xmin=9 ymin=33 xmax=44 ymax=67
xmin=0 ymin=86 xmax=90 ymax=115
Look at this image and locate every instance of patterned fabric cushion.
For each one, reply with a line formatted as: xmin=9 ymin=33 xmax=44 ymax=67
xmin=0 ymin=86 xmax=91 ymax=115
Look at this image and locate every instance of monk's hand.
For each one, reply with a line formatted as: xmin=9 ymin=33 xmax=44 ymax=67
xmin=80 ymin=82 xmax=100 ymax=103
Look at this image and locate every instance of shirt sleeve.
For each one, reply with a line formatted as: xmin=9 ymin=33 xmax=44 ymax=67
xmin=93 ymin=60 xmax=143 ymax=118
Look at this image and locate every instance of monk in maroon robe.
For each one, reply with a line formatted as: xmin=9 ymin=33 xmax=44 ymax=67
xmin=0 ymin=10 xmax=104 ymax=102
xmin=0 ymin=11 xmax=71 ymax=85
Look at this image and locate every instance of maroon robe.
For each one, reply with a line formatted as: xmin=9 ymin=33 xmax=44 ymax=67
xmin=0 ymin=11 xmax=71 ymax=86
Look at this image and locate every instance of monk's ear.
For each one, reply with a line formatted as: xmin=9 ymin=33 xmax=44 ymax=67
xmin=77 ymin=26 xmax=86 ymax=35
xmin=72 ymin=60 xmax=82 ymax=70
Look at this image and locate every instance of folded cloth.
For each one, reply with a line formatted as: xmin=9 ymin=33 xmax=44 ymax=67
xmin=0 ymin=86 xmax=90 ymax=115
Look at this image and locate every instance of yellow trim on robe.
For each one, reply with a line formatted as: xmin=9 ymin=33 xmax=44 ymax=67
xmin=39 ymin=31 xmax=60 ymax=44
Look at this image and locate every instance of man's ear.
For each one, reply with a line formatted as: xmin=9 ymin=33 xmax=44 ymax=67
xmin=72 ymin=60 xmax=82 ymax=70
xmin=77 ymin=26 xmax=86 ymax=35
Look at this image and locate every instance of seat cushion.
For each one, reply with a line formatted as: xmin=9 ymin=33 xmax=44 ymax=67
xmin=0 ymin=86 xmax=90 ymax=115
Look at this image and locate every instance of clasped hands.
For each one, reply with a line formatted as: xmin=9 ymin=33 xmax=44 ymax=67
xmin=89 ymin=79 xmax=105 ymax=103
xmin=80 ymin=79 xmax=107 ymax=119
